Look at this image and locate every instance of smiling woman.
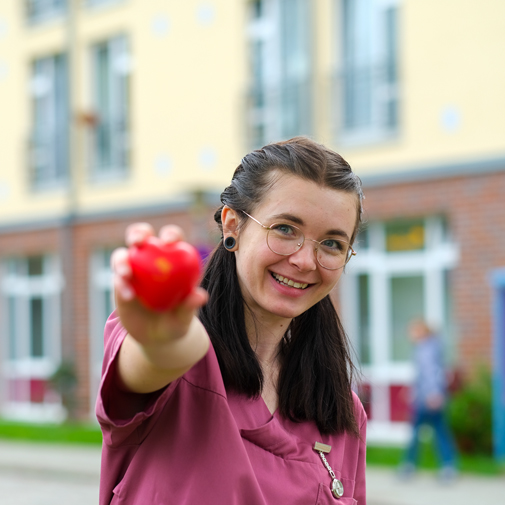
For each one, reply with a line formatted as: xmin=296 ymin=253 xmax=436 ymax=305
xmin=96 ymin=137 xmax=367 ymax=505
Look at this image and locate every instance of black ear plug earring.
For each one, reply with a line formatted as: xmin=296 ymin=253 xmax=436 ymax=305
xmin=224 ymin=237 xmax=236 ymax=250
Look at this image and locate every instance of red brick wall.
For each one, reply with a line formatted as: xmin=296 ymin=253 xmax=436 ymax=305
xmin=0 ymin=206 xmax=217 ymax=420
xmin=2 ymin=170 xmax=503 ymax=418
xmin=362 ymin=169 xmax=505 ymax=376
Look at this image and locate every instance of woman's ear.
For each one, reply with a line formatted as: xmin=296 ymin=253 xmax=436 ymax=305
xmin=221 ymin=206 xmax=239 ymax=251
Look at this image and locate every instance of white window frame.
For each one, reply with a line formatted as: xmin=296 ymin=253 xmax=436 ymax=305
xmin=0 ymin=255 xmax=64 ymax=422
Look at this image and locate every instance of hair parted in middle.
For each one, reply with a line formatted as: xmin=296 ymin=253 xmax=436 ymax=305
xmin=199 ymin=136 xmax=364 ymax=436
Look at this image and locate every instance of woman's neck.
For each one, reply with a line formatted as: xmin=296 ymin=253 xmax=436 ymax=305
xmin=244 ymin=309 xmax=290 ymax=365
xmin=244 ymin=310 xmax=290 ymax=415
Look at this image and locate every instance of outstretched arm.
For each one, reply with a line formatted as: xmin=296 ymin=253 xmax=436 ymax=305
xmin=111 ymin=223 xmax=209 ymax=394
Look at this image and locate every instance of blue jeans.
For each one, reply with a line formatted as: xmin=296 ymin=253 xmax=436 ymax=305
xmin=405 ymin=406 xmax=457 ymax=467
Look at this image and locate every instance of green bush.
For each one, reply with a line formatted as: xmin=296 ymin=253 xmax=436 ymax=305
xmin=48 ymin=360 xmax=78 ymax=419
xmin=447 ymin=366 xmax=493 ymax=455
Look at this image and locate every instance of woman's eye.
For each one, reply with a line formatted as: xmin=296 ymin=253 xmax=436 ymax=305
xmin=272 ymin=224 xmax=296 ymax=236
xmin=321 ymin=239 xmax=344 ymax=251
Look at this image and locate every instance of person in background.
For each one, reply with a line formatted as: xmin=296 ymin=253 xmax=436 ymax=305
xmin=400 ymin=319 xmax=458 ymax=481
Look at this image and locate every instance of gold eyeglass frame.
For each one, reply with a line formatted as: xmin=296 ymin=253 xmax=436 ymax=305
xmin=240 ymin=210 xmax=356 ymax=270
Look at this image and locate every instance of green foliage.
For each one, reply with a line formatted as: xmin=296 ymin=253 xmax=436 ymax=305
xmin=447 ymin=366 xmax=493 ymax=455
xmin=48 ymin=360 xmax=78 ymax=419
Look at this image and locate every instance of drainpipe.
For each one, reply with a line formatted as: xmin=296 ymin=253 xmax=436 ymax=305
xmin=60 ymin=0 xmax=79 ymax=407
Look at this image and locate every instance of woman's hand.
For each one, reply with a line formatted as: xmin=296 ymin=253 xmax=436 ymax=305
xmin=111 ymin=223 xmax=210 ymax=393
xmin=112 ymin=222 xmax=208 ymax=346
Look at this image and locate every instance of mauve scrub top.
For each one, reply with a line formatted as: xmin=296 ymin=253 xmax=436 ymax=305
xmin=96 ymin=312 xmax=367 ymax=505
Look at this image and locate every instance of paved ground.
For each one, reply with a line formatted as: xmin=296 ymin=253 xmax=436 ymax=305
xmin=366 ymin=466 xmax=505 ymax=505
xmin=0 ymin=440 xmax=504 ymax=504
xmin=0 ymin=440 xmax=100 ymax=505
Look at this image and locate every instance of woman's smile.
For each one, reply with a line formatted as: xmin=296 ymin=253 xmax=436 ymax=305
xmin=271 ymin=271 xmax=310 ymax=290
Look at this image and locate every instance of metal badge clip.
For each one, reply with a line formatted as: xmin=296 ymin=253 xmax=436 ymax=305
xmin=313 ymin=441 xmax=344 ymax=499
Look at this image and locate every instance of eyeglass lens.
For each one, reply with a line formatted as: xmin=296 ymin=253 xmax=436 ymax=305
xmin=267 ymin=225 xmax=351 ymax=270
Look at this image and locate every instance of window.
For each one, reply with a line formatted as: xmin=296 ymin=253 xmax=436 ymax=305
xmin=390 ymin=274 xmax=424 ymax=361
xmin=1 ymin=255 xmax=63 ymax=421
xmin=29 ymin=54 xmax=68 ymax=188
xmin=26 ymin=0 xmax=66 ymax=23
xmin=89 ymin=248 xmax=115 ymax=413
xmin=247 ymin=0 xmax=312 ymax=147
xmin=91 ymin=36 xmax=130 ymax=178
xmin=340 ymin=217 xmax=458 ymax=435
xmin=339 ymin=0 xmax=399 ymax=142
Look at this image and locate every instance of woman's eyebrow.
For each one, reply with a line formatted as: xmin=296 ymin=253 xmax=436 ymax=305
xmin=326 ymin=229 xmax=351 ymax=241
xmin=270 ymin=213 xmax=304 ymax=225
xmin=270 ymin=213 xmax=351 ymax=241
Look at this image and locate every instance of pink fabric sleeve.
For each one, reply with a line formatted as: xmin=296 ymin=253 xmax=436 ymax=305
xmin=95 ymin=311 xmax=180 ymax=447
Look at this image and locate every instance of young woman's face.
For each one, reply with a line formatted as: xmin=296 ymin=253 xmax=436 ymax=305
xmin=228 ymin=173 xmax=358 ymax=326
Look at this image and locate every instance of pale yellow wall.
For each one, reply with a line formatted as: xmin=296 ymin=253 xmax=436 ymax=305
xmin=0 ymin=0 xmax=247 ymax=225
xmin=332 ymin=0 xmax=505 ymax=175
xmin=2 ymin=0 xmax=505 ymax=226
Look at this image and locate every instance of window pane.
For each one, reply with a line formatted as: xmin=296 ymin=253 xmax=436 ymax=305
xmin=342 ymin=0 xmax=373 ymax=130
xmin=251 ymin=0 xmax=264 ymax=18
xmin=31 ymin=297 xmax=44 ymax=357
xmin=279 ymin=0 xmax=310 ymax=137
xmin=93 ymin=37 xmax=129 ymax=174
xmin=384 ymin=6 xmax=398 ymax=128
xmin=28 ymin=256 xmax=44 ymax=276
xmin=358 ymin=274 xmax=371 ymax=364
xmin=385 ymin=220 xmax=425 ymax=252
xmin=31 ymin=54 xmax=68 ymax=185
xmin=391 ymin=275 xmax=424 ymax=361
xmin=252 ymin=40 xmax=264 ymax=107
xmin=8 ymin=297 xmax=17 ymax=360
xmin=27 ymin=0 xmax=66 ymax=21
xmin=341 ymin=0 xmax=398 ymax=135
xmin=95 ymin=43 xmax=112 ymax=171
xmin=53 ymin=54 xmax=69 ymax=179
xmin=103 ymin=288 xmax=114 ymax=324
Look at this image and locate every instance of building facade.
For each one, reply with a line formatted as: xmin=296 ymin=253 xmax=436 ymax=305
xmin=0 ymin=0 xmax=504 ymax=444
xmin=0 ymin=0 xmax=245 ymax=421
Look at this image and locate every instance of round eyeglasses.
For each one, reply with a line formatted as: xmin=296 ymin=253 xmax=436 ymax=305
xmin=240 ymin=211 xmax=356 ymax=270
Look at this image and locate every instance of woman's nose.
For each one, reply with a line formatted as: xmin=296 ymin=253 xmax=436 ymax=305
xmin=287 ymin=240 xmax=318 ymax=271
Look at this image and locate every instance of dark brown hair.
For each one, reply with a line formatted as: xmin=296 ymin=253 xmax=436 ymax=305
xmin=199 ymin=137 xmax=363 ymax=435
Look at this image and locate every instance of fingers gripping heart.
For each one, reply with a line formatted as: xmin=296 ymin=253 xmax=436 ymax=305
xmin=128 ymin=237 xmax=201 ymax=311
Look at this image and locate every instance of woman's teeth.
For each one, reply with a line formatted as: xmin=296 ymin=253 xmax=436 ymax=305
xmin=272 ymin=273 xmax=308 ymax=289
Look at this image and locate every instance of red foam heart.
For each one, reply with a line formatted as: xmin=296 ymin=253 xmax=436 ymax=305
xmin=128 ymin=237 xmax=201 ymax=311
